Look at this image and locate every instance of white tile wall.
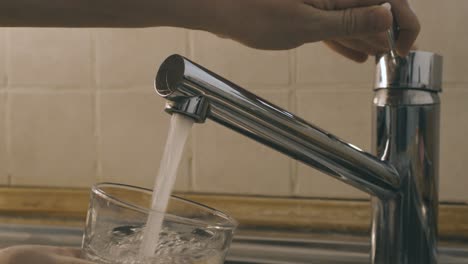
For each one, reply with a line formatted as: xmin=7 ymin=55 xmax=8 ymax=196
xmin=296 ymin=43 xmax=375 ymax=86
xmin=7 ymin=28 xmax=93 ymax=88
xmin=295 ymin=88 xmax=372 ymax=198
xmin=9 ymin=92 xmax=96 ymax=186
xmin=440 ymin=88 xmax=468 ymax=201
xmin=0 ymin=29 xmax=6 ymax=87
xmin=412 ymin=0 xmax=468 ymax=84
xmin=0 ymin=1 xmax=467 ymax=201
xmin=191 ymin=31 xmax=290 ymax=86
xmin=193 ymin=90 xmax=292 ymax=196
xmin=95 ymin=27 xmax=187 ymax=89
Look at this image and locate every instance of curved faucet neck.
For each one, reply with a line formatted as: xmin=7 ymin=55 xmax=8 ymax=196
xmin=155 ymin=54 xmax=440 ymax=264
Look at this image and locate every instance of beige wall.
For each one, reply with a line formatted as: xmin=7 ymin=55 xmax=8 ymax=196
xmin=0 ymin=0 xmax=467 ymax=202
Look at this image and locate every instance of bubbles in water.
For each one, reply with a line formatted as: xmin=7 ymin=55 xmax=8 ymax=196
xmin=83 ymin=225 xmax=224 ymax=264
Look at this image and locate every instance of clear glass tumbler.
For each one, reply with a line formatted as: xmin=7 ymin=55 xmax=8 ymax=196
xmin=81 ymin=183 xmax=238 ymax=264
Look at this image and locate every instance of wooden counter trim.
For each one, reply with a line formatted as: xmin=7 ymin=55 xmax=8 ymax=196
xmin=0 ymin=187 xmax=467 ymax=240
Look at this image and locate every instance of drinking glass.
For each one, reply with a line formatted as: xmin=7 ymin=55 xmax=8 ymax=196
xmin=81 ymin=183 xmax=238 ymax=264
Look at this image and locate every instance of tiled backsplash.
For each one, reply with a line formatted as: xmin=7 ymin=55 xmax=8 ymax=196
xmin=0 ymin=0 xmax=467 ymax=201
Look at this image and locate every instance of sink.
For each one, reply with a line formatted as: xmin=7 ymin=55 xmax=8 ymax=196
xmin=1 ymin=224 xmax=467 ymax=263
xmin=228 ymin=233 xmax=468 ymax=264
xmin=0 ymin=224 xmax=82 ymax=248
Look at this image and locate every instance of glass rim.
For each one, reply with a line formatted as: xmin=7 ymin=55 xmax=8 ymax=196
xmin=91 ymin=182 xmax=238 ymax=230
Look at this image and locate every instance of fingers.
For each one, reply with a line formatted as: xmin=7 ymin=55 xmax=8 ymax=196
xmin=54 ymin=255 xmax=95 ymax=264
xmin=336 ymin=37 xmax=387 ymax=55
xmin=327 ymin=0 xmax=386 ymax=9
xmin=21 ymin=245 xmax=82 ymax=258
xmin=305 ymin=0 xmax=384 ymax=10
xmin=56 ymin=247 xmax=83 ymax=258
xmin=0 ymin=245 xmax=87 ymax=264
xmin=312 ymin=5 xmax=393 ymax=40
xmin=324 ymin=40 xmax=369 ymax=62
xmin=303 ymin=0 xmax=419 ymax=57
xmin=389 ymin=2 xmax=420 ymax=56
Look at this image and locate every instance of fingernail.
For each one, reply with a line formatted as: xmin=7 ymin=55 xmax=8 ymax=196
xmin=396 ymin=48 xmax=409 ymax=57
xmin=381 ymin=3 xmax=391 ymax=12
xmin=380 ymin=3 xmax=393 ymax=21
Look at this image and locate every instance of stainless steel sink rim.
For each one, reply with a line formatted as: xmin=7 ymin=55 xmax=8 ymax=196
xmin=1 ymin=224 xmax=467 ymax=263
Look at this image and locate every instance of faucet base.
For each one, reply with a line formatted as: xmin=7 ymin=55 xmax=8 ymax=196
xmin=372 ymin=89 xmax=440 ymax=264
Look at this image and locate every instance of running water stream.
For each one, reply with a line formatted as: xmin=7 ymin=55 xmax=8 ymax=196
xmin=140 ymin=114 xmax=194 ymax=257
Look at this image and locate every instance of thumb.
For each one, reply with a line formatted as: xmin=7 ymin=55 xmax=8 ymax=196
xmin=320 ymin=5 xmax=392 ymax=39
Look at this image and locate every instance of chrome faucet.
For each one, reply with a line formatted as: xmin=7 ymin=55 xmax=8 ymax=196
xmin=154 ymin=51 xmax=442 ymax=264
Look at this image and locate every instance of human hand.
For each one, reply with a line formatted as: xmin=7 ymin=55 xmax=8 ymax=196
xmin=0 ymin=245 xmax=93 ymax=264
xmin=322 ymin=0 xmax=420 ymax=62
xmin=211 ymin=0 xmax=393 ymax=51
xmin=207 ymin=0 xmax=419 ymax=62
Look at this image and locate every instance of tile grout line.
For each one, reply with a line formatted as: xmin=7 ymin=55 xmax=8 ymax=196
xmin=187 ymin=30 xmax=195 ymax=191
xmin=89 ymin=29 xmax=98 ymax=91
xmin=17 ymin=82 xmax=468 ymax=92
xmin=289 ymin=48 xmax=297 ymax=86
xmin=289 ymin=90 xmax=299 ymax=197
xmin=184 ymin=29 xmax=192 ymax=58
xmin=95 ymin=90 xmax=102 ymax=182
xmin=5 ymin=91 xmax=11 ymax=185
xmin=6 ymin=87 xmax=148 ymax=93
xmin=186 ymin=147 xmax=194 ymax=192
xmin=4 ymin=28 xmax=12 ymax=185
xmin=90 ymin=29 xmax=102 ymax=183
xmin=289 ymin=48 xmax=298 ymax=197
xmin=190 ymin=127 xmax=198 ymax=192
xmin=188 ymin=30 xmax=196 ymax=60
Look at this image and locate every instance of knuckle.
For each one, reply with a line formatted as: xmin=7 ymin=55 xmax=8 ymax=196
xmin=414 ymin=19 xmax=421 ymax=34
xmin=342 ymin=9 xmax=356 ymax=35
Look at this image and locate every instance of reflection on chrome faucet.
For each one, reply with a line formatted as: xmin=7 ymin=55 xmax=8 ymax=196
xmin=154 ymin=51 xmax=442 ymax=264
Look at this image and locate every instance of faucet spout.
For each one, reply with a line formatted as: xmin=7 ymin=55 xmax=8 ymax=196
xmin=155 ymin=54 xmax=400 ymax=199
